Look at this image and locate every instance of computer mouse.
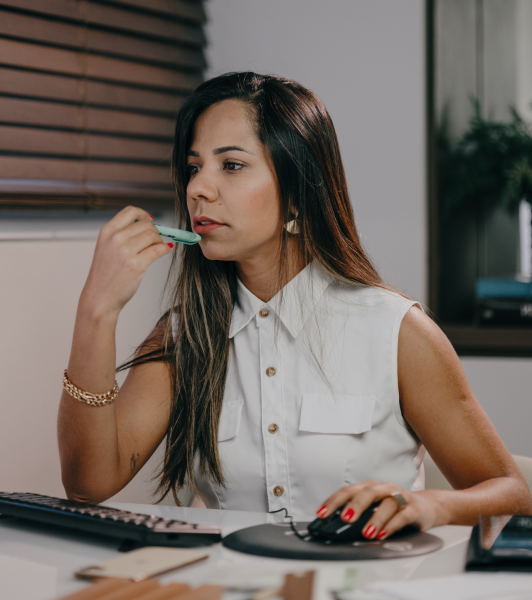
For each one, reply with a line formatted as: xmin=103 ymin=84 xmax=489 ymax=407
xmin=307 ymin=502 xmax=381 ymax=543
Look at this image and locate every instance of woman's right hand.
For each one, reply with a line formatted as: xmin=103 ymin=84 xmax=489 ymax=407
xmin=80 ymin=206 xmax=172 ymax=318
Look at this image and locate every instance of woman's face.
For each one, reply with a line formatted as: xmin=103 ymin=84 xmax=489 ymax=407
xmin=186 ymin=99 xmax=282 ymax=263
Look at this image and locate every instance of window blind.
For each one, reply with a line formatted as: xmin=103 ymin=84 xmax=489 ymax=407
xmin=0 ymin=0 xmax=206 ymax=209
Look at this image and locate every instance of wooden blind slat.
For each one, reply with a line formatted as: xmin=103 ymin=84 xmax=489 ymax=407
xmin=0 ymin=38 xmax=83 ymax=77
xmin=0 ymin=179 xmax=174 ymax=201
xmin=88 ymin=161 xmax=172 ymax=184
xmin=0 ymin=0 xmax=206 ymax=24
xmin=0 ymin=97 xmax=176 ymax=138
xmin=0 ymin=96 xmax=84 ymax=129
xmin=0 ymin=1 xmax=206 ymax=45
xmin=0 ymin=66 xmax=83 ymax=103
xmin=0 ymin=126 xmax=85 ymax=156
xmin=0 ymin=68 xmax=186 ymax=114
xmin=88 ymin=29 xmax=205 ymax=69
xmin=87 ymin=81 xmax=186 ymax=114
xmin=0 ymin=126 xmax=173 ymax=161
xmin=87 ymin=135 xmax=172 ymax=161
xmin=0 ymin=8 xmax=82 ymax=47
xmin=0 ymin=10 xmax=206 ymax=69
xmin=0 ymin=39 xmax=203 ymax=90
xmin=88 ymin=53 xmax=202 ymax=89
xmin=90 ymin=107 xmax=175 ymax=137
xmin=0 ymin=0 xmax=81 ymax=22
xmin=85 ymin=3 xmax=205 ymax=45
xmin=109 ymin=0 xmax=206 ymax=22
xmin=0 ymin=156 xmax=172 ymax=184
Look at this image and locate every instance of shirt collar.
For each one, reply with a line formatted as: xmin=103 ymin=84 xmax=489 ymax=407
xmin=229 ymin=262 xmax=331 ymax=339
xmin=229 ymin=276 xmax=264 ymax=339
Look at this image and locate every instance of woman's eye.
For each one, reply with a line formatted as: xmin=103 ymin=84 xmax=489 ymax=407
xmin=187 ymin=164 xmax=200 ymax=176
xmin=224 ymin=161 xmax=244 ymax=171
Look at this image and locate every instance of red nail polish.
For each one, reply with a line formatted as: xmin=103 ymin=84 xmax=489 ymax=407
xmin=364 ymin=524 xmax=376 ymax=538
xmin=377 ymin=529 xmax=386 ymax=539
xmin=343 ymin=508 xmax=355 ymax=521
xmin=150 ymin=215 xmax=154 ymax=219
xmin=167 ymin=242 xmax=174 ymax=248
xmin=316 ymin=506 xmax=327 ymax=517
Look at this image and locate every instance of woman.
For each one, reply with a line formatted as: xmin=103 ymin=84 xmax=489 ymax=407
xmin=58 ymin=72 xmax=532 ymax=541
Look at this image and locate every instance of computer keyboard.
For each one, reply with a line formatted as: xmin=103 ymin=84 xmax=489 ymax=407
xmin=0 ymin=491 xmax=221 ymax=549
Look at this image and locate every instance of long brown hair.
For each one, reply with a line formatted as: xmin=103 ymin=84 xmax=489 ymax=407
xmin=122 ymin=72 xmax=392 ymax=504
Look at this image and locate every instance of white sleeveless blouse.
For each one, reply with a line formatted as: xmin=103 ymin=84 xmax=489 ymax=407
xmin=188 ymin=263 xmax=424 ymax=517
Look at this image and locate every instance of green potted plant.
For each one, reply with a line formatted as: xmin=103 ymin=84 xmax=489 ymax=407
xmin=438 ymin=101 xmax=532 ymax=217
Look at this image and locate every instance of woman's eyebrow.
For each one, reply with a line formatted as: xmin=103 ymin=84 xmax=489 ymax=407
xmin=186 ymin=146 xmax=254 ymax=157
xmin=213 ymin=146 xmax=253 ymax=155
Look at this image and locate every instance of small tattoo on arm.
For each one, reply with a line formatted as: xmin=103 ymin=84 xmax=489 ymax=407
xmin=130 ymin=453 xmax=140 ymax=472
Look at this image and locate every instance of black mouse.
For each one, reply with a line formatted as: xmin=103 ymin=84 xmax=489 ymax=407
xmin=307 ymin=502 xmax=381 ymax=543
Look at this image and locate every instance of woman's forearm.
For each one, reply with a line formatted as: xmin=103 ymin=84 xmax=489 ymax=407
xmin=58 ymin=297 xmax=124 ymax=503
xmin=426 ymin=475 xmax=532 ymax=528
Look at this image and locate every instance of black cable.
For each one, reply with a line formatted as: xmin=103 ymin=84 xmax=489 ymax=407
xmin=268 ymin=507 xmax=310 ymax=541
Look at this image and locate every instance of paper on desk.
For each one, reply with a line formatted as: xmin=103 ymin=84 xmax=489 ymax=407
xmin=368 ymin=573 xmax=532 ymax=600
xmin=76 ymin=547 xmax=208 ymax=581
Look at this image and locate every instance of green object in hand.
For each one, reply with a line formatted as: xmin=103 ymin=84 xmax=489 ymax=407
xmin=154 ymin=225 xmax=201 ymax=245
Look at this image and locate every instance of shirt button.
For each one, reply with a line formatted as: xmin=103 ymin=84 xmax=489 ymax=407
xmin=266 ymin=367 xmax=276 ymax=377
xmin=268 ymin=423 xmax=278 ymax=434
xmin=273 ymin=486 xmax=284 ymax=497
xmin=259 ymin=308 xmax=270 ymax=318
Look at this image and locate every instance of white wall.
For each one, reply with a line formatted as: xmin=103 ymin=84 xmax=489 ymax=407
xmin=205 ymin=0 xmax=532 ymax=458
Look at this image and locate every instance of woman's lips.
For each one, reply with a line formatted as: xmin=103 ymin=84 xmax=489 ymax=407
xmin=192 ymin=218 xmax=226 ymax=235
xmin=194 ymin=222 xmax=225 ymax=234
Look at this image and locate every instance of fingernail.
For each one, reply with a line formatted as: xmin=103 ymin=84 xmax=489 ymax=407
xmin=343 ymin=508 xmax=355 ymax=521
xmin=316 ymin=506 xmax=327 ymax=517
xmin=167 ymin=242 xmax=174 ymax=248
xmin=363 ymin=524 xmax=376 ymax=538
xmin=377 ymin=529 xmax=387 ymax=540
xmin=150 ymin=214 xmax=154 ymax=219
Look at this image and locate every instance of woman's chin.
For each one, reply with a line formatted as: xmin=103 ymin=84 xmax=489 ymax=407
xmin=198 ymin=241 xmax=237 ymax=262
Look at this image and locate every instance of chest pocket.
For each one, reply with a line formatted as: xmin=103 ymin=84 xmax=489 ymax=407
xmin=218 ymin=399 xmax=244 ymax=441
xmin=299 ymin=394 xmax=376 ymax=435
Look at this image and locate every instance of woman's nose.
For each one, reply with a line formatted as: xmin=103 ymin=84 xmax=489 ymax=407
xmin=187 ymin=170 xmax=218 ymax=203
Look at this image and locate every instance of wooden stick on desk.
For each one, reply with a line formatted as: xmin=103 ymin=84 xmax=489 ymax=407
xmin=58 ymin=578 xmax=128 ymax=600
xmin=170 ymin=584 xmax=224 ymax=600
xmin=59 ymin=578 xmax=222 ymax=600
xmin=131 ymin=583 xmax=192 ymax=600
xmin=283 ymin=571 xmax=315 ymax=600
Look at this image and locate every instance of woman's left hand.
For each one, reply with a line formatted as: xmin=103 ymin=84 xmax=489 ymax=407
xmin=316 ymin=480 xmax=445 ymax=540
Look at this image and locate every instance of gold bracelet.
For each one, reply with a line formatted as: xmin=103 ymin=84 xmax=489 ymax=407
xmin=62 ymin=370 xmax=119 ymax=407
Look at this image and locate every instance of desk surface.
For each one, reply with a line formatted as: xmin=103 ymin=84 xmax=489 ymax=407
xmin=0 ymin=501 xmax=472 ymax=600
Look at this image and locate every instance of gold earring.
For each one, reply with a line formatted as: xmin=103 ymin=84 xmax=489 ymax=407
xmin=284 ymin=209 xmax=299 ymax=234
xmin=284 ymin=219 xmax=300 ymax=234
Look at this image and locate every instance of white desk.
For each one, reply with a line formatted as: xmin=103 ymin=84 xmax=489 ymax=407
xmin=0 ymin=502 xmax=472 ymax=600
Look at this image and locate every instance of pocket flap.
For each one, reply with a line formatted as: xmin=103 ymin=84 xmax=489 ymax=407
xmin=299 ymin=394 xmax=376 ymax=434
xmin=218 ymin=399 xmax=244 ymax=441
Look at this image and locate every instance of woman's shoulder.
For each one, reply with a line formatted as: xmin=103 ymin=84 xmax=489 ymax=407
xmin=327 ymin=279 xmax=420 ymax=315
